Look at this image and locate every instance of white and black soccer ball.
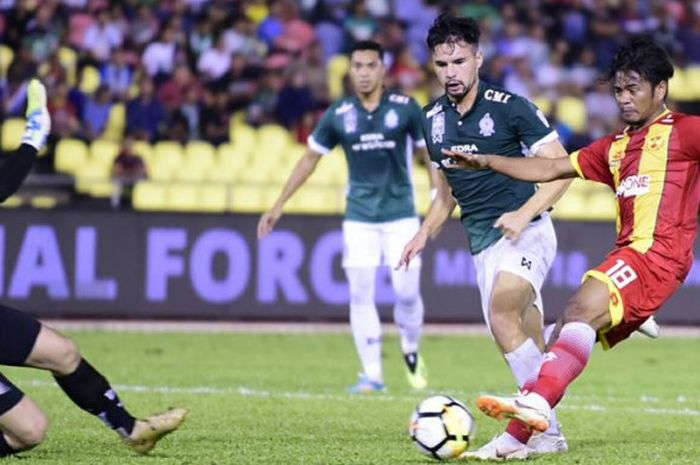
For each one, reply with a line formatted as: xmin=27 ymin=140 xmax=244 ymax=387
xmin=409 ymin=395 xmax=476 ymax=460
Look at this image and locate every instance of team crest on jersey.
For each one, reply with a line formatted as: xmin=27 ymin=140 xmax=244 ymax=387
xmin=426 ymin=103 xmax=443 ymax=119
xmin=432 ymin=112 xmax=445 ymax=143
xmin=343 ymin=108 xmax=358 ymax=134
xmin=479 ymin=113 xmax=495 ymax=136
xmin=384 ymin=109 xmax=399 ymax=129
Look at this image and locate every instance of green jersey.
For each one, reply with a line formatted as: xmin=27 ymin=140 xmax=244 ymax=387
xmin=422 ymin=81 xmax=557 ymax=254
xmin=309 ymin=92 xmax=425 ymax=223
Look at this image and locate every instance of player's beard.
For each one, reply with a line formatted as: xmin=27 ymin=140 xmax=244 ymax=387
xmin=445 ymin=78 xmax=475 ymax=102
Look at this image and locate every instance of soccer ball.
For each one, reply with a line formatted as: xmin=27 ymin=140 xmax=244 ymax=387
xmin=409 ymin=395 xmax=476 ymax=460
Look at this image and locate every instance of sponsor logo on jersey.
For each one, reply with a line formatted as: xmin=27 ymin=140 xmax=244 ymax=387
xmin=335 ymin=101 xmax=354 ymax=115
xmin=388 ymin=94 xmax=410 ymax=105
xmin=384 ymin=109 xmax=399 ymax=129
xmin=343 ymin=107 xmax=358 ymax=134
xmin=351 ymin=133 xmax=396 ymax=151
xmin=484 ymin=89 xmax=512 ymax=103
xmin=449 ymin=144 xmax=478 ymax=152
xmin=426 ymin=103 xmax=443 ymax=119
xmin=616 ymin=174 xmax=651 ymax=198
xmin=432 ymin=112 xmax=445 ymax=143
xmin=479 ymin=112 xmax=495 ymax=136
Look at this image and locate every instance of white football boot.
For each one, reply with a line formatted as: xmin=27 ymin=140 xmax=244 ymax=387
xmin=459 ymin=433 xmax=535 ymax=460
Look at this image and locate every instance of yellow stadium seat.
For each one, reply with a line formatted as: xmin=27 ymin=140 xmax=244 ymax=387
xmin=90 ymin=139 xmax=120 ymax=166
xmin=30 ymin=195 xmax=58 ymax=209
xmin=184 ymin=141 xmax=216 ymax=169
xmin=199 ymin=184 xmax=228 ymax=212
xmin=532 ymin=95 xmax=553 ymax=115
xmin=151 ymin=141 xmax=183 ymax=179
xmin=0 ymin=44 xmax=13 ymax=80
xmin=327 ymin=55 xmax=349 ymax=100
xmin=230 ymin=110 xmax=247 ymax=131
xmin=102 ymin=103 xmax=125 ymax=142
xmin=585 ymin=191 xmax=617 ymax=221
xmin=1 ymin=118 xmax=24 ymax=151
xmin=230 ymin=124 xmax=257 ymax=154
xmin=59 ymin=46 xmax=78 ymax=86
xmin=131 ymin=140 xmax=153 ymax=161
xmin=79 ymin=65 xmax=101 ymax=94
xmin=285 ymin=185 xmax=340 ymax=214
xmin=167 ymin=184 xmax=199 ymax=211
xmin=230 ymin=184 xmax=266 ymax=212
xmin=668 ymin=67 xmax=692 ymax=102
xmin=0 ymin=196 xmax=23 ymax=208
xmin=75 ymin=163 xmax=115 ymax=197
xmin=55 ymin=138 xmax=89 ymax=175
xmin=258 ymin=124 xmax=291 ymax=148
xmin=552 ymin=190 xmax=588 ymax=220
xmin=555 ymin=96 xmax=586 ymax=133
xmin=173 ymin=166 xmax=207 ymax=182
xmin=132 ymin=181 xmax=167 ymax=211
xmin=684 ymin=66 xmax=700 ymax=100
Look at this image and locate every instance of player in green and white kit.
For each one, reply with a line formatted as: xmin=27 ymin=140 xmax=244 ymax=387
xmin=398 ymin=15 xmax=571 ymax=458
xmin=258 ymin=41 xmax=439 ymax=393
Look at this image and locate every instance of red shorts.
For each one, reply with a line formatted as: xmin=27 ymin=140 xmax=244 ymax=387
xmin=583 ymin=247 xmax=682 ymax=349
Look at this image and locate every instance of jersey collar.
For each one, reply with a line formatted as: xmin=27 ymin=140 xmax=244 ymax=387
xmin=441 ymin=81 xmax=486 ymax=119
xmin=351 ymin=90 xmax=389 ymax=114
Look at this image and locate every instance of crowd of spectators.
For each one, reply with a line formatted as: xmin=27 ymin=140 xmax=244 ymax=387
xmin=1 ymin=0 xmax=700 ymax=163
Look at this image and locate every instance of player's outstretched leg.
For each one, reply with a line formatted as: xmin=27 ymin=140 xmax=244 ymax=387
xmin=22 ymin=78 xmax=51 ymax=151
xmin=25 ymin=323 xmax=187 ymax=454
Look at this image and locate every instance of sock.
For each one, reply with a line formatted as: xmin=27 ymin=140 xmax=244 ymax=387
xmin=0 ymin=434 xmax=18 ymax=457
xmin=404 ymin=352 xmax=418 ymax=373
xmin=504 ymin=338 xmax=542 ymax=389
xmin=350 ymin=303 xmax=383 ymax=382
xmin=533 ymin=322 xmax=596 ymax=407
xmin=54 ymin=358 xmax=136 ymax=437
xmin=391 ymin=266 xmax=424 ymax=354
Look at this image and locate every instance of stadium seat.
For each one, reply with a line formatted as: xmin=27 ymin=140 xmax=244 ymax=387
xmin=327 ymin=54 xmax=349 ymax=100
xmin=102 ymin=103 xmax=126 ymax=142
xmin=531 ymin=95 xmax=553 ymax=115
xmin=55 ymin=138 xmax=89 ymax=175
xmin=184 ymin=141 xmax=216 ymax=170
xmin=0 ymin=196 xmax=23 ymax=208
xmin=167 ymin=184 xmax=199 ymax=211
xmin=59 ymin=46 xmax=78 ymax=86
xmin=285 ymin=185 xmax=341 ymax=215
xmin=0 ymin=44 xmax=13 ymax=80
xmin=75 ymin=163 xmax=115 ymax=197
xmin=229 ymin=184 xmax=266 ymax=212
xmin=30 ymin=195 xmax=58 ymax=209
xmin=153 ymin=141 xmax=184 ymax=167
xmin=552 ymin=190 xmax=588 ymax=220
xmin=132 ymin=181 xmax=167 ymax=211
xmin=668 ymin=67 xmax=692 ymax=102
xmin=173 ymin=165 xmax=207 ymax=182
xmin=198 ymin=184 xmax=228 ymax=212
xmin=583 ymin=190 xmax=617 ymax=221
xmin=555 ymin=96 xmax=587 ymax=133
xmin=79 ymin=65 xmax=101 ymax=94
xmin=90 ymin=139 xmax=120 ymax=167
xmin=131 ymin=140 xmax=154 ymax=161
xmin=684 ymin=66 xmax=700 ymax=100
xmin=230 ymin=124 xmax=257 ymax=154
xmin=1 ymin=118 xmax=24 ymax=152
xmin=258 ymin=124 xmax=291 ymax=149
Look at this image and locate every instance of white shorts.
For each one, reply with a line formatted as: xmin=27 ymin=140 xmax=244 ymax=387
xmin=342 ymin=217 xmax=422 ymax=269
xmin=472 ymin=213 xmax=557 ymax=329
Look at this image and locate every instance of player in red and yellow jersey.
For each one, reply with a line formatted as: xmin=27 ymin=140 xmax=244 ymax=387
xmin=441 ymin=38 xmax=700 ymax=459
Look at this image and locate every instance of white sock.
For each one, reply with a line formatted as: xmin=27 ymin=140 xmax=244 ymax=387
xmin=346 ymin=267 xmax=382 ymax=382
xmin=350 ymin=303 xmax=382 ymax=382
xmin=504 ymin=338 xmax=542 ymax=389
xmin=505 ymin=338 xmax=562 ymax=435
xmin=391 ymin=266 xmax=424 ymax=354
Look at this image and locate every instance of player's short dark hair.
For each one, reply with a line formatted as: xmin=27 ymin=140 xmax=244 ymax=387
xmin=349 ymin=40 xmax=385 ymax=60
xmin=608 ymin=38 xmax=674 ymax=90
xmin=426 ymin=14 xmax=480 ymax=51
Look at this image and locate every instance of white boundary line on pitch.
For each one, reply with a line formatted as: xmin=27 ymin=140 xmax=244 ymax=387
xmin=18 ymin=380 xmax=700 ymax=417
xmin=38 ymin=320 xmax=700 ymax=338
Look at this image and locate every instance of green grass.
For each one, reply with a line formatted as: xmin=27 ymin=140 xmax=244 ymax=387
xmin=4 ymin=330 xmax=699 ymax=464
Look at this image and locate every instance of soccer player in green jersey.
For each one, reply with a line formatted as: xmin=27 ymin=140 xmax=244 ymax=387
xmin=258 ymin=41 xmax=439 ymax=393
xmin=398 ymin=15 xmax=571 ymax=456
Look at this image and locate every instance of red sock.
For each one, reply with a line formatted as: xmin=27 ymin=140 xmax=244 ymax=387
xmin=533 ymin=322 xmax=596 ymax=407
xmin=507 ymin=380 xmax=536 ymax=444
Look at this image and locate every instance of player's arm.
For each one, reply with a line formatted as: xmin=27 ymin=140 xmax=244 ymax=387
xmin=397 ymin=169 xmax=456 ymax=270
xmin=442 ymin=148 xmax=578 ymax=182
xmin=257 ymin=148 xmax=322 ymax=238
xmin=416 ymin=146 xmax=442 ymax=193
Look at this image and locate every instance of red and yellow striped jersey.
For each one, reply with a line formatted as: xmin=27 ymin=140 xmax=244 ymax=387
xmin=570 ymin=110 xmax=700 ymax=280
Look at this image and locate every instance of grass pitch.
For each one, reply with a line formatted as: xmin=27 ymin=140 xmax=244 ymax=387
xmin=4 ymin=329 xmax=699 ymax=464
